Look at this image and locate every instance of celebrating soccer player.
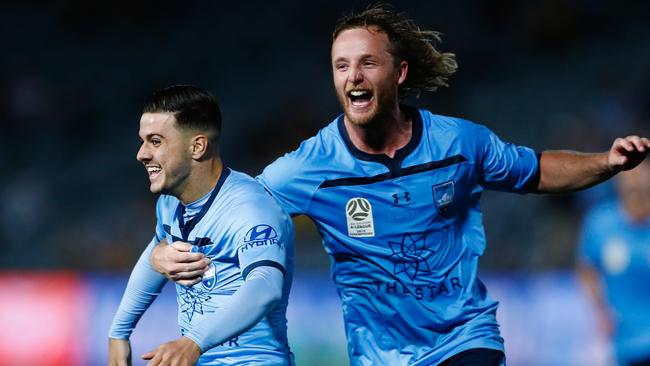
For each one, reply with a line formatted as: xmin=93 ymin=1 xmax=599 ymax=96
xmin=577 ymin=159 xmax=650 ymax=365
xmin=149 ymin=6 xmax=650 ymax=365
xmin=108 ymin=86 xmax=295 ymax=366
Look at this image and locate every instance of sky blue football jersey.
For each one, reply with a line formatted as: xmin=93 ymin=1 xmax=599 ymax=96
xmin=155 ymin=168 xmax=295 ymax=365
xmin=257 ymin=107 xmax=539 ymax=365
xmin=579 ymin=200 xmax=650 ymax=365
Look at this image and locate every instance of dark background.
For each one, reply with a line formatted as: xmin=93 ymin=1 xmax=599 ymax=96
xmin=1 ymin=0 xmax=649 ymax=273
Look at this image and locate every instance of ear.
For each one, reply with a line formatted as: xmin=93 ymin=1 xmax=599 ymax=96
xmin=190 ymin=134 xmax=210 ymax=160
xmin=397 ymin=60 xmax=408 ymax=85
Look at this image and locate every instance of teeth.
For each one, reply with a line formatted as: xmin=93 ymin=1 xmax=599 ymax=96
xmin=350 ymin=90 xmax=369 ymax=97
xmin=147 ymin=166 xmax=161 ymax=173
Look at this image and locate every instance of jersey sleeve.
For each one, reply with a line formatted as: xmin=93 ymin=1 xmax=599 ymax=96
xmin=184 ymin=265 xmax=284 ymax=352
xmin=233 ymin=193 xmax=292 ymax=279
xmin=108 ymin=238 xmax=168 ymax=339
xmin=154 ymin=196 xmax=167 ymax=242
xmin=109 ymin=197 xmax=169 ymax=339
xmin=474 ymin=124 xmax=540 ymax=193
xmin=256 ymin=151 xmax=312 ymax=216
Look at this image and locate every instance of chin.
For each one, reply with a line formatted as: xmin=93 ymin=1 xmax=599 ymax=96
xmin=344 ymin=104 xmax=376 ymax=124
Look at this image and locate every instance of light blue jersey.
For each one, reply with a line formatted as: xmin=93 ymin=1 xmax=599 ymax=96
xmin=258 ymin=107 xmax=539 ymax=365
xmin=579 ymin=200 xmax=650 ymax=365
xmin=111 ymin=168 xmax=295 ymax=365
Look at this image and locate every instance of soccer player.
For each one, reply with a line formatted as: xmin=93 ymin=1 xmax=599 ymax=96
xmin=577 ymin=159 xmax=650 ymax=366
xmin=150 ymin=6 xmax=650 ymax=365
xmin=108 ymin=85 xmax=295 ymax=366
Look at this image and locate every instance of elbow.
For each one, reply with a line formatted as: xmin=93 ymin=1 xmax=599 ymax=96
xmin=262 ymin=285 xmax=283 ymax=308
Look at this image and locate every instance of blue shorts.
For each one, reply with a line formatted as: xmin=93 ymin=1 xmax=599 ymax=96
xmin=439 ymin=348 xmax=505 ymax=366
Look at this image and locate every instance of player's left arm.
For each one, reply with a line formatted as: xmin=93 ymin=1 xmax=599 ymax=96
xmin=535 ymin=135 xmax=650 ymax=193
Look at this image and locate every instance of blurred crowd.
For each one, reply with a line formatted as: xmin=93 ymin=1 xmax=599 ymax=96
xmin=1 ymin=0 xmax=649 ymax=271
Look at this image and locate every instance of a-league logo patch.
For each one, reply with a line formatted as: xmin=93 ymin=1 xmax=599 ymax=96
xmin=432 ymin=181 xmax=455 ymax=215
xmin=201 ymin=261 xmax=218 ymax=290
xmin=346 ymin=197 xmax=375 ymax=237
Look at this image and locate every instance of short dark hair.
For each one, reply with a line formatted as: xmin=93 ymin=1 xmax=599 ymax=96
xmin=333 ymin=4 xmax=458 ymax=98
xmin=143 ymin=85 xmax=222 ymax=142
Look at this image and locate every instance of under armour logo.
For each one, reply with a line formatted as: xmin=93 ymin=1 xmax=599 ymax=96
xmin=392 ymin=192 xmax=411 ymax=204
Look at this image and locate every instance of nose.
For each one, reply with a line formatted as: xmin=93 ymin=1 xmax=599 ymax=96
xmin=136 ymin=143 xmax=151 ymax=163
xmin=349 ymin=65 xmax=363 ymax=84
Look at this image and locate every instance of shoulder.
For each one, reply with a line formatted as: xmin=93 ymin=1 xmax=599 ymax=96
xmin=416 ymin=108 xmax=495 ymax=157
xmin=258 ymin=118 xmax=342 ymax=187
xmin=418 ymin=108 xmax=485 ymax=132
xmin=222 ymin=170 xmax=288 ymax=215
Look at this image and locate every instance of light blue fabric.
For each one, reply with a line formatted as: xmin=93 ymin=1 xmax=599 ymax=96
xmin=258 ymin=107 xmax=538 ymax=365
xmin=579 ymin=200 xmax=650 ymax=365
xmin=109 ymin=168 xmax=295 ymax=365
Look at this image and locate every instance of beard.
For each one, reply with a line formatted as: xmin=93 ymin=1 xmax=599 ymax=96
xmin=338 ymin=86 xmax=399 ymax=128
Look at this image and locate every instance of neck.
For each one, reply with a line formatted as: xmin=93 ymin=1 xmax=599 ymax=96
xmin=178 ymin=158 xmax=223 ymax=205
xmin=344 ymin=105 xmax=412 ymax=158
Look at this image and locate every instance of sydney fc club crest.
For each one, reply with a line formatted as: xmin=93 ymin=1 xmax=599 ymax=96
xmin=432 ymin=181 xmax=455 ymax=216
xmin=201 ymin=261 xmax=218 ymax=290
xmin=346 ymin=197 xmax=375 ymax=237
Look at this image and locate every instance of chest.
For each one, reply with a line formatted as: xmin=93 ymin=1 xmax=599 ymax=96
xmin=308 ymin=161 xmax=478 ymax=238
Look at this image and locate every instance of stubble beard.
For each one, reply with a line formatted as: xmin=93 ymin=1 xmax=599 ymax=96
xmin=339 ymin=88 xmax=398 ymax=129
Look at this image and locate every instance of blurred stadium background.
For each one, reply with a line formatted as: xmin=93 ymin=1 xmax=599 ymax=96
xmin=1 ymin=1 xmax=649 ymax=365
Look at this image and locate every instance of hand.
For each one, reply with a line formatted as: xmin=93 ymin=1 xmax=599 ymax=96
xmin=142 ymin=337 xmax=202 ymax=366
xmin=151 ymin=240 xmax=210 ymax=286
xmin=108 ymin=338 xmax=132 ymax=366
xmin=608 ymin=135 xmax=650 ymax=172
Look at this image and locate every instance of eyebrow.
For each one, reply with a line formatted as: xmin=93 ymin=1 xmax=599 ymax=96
xmin=140 ymin=133 xmax=163 ymax=140
xmin=334 ymin=54 xmax=377 ymax=63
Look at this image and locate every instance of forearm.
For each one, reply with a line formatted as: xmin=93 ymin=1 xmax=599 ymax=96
xmin=109 ymin=239 xmax=168 ymax=339
xmin=536 ymin=150 xmax=615 ymax=193
xmin=184 ymin=266 xmax=284 ymax=352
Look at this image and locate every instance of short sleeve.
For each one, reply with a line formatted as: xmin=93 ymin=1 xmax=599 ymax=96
xmin=154 ymin=196 xmax=166 ymax=242
xmin=257 ymin=152 xmax=312 ymax=216
xmin=475 ymin=125 xmax=540 ymax=193
xmin=233 ymin=195 xmax=292 ymax=280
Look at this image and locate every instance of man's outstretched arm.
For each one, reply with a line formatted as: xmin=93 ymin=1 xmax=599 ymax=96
xmin=535 ymin=135 xmax=650 ymax=193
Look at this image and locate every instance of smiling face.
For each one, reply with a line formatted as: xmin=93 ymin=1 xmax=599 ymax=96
xmin=136 ymin=112 xmax=194 ymax=197
xmin=331 ymin=27 xmax=407 ymax=126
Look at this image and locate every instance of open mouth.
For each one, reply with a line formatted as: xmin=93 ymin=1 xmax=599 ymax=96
xmin=146 ymin=165 xmax=162 ymax=180
xmin=347 ymin=89 xmax=373 ymax=108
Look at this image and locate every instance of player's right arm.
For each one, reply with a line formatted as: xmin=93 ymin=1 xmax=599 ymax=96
xmin=108 ymin=239 xmax=168 ymax=340
xmin=576 ymin=262 xmax=614 ymax=335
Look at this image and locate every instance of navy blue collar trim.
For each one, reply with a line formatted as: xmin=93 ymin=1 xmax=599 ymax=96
xmin=177 ymin=167 xmax=231 ymax=241
xmin=318 ymin=155 xmax=467 ymax=189
xmin=337 ymin=105 xmax=423 ymax=174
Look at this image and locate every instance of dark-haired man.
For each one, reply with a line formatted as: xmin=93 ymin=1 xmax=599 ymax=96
xmin=151 ymin=7 xmax=650 ymax=366
xmin=108 ymin=85 xmax=295 ymax=366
